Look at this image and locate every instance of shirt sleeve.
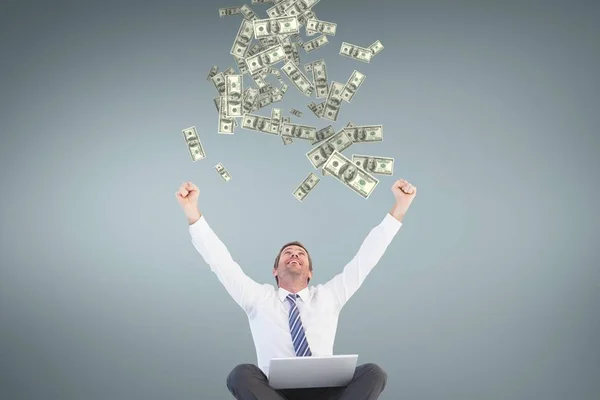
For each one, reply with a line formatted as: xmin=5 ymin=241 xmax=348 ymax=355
xmin=322 ymin=213 xmax=403 ymax=312
xmin=188 ymin=215 xmax=269 ymax=315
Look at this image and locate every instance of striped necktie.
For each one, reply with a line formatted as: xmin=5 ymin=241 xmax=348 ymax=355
xmin=286 ymin=294 xmax=312 ymax=357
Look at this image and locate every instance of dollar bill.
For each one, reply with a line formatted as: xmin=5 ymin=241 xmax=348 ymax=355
xmin=351 ymin=154 xmax=394 ymax=175
xmin=340 ymin=70 xmax=365 ymax=102
xmin=258 ymin=82 xmax=273 ymax=95
xmin=323 ymin=151 xmax=379 ymax=199
xmin=246 ymin=42 xmax=264 ymax=57
xmin=339 ymin=42 xmax=372 ymax=63
xmin=321 ymin=81 xmax=344 ymax=121
xmin=277 ymin=35 xmax=295 ymax=62
xmin=280 ymin=83 xmax=289 ymax=94
xmin=344 ymin=125 xmax=383 ymax=142
xmin=293 ymin=172 xmax=320 ymax=201
xmin=284 ymin=0 xmax=320 ymax=17
xmin=182 ymin=126 xmax=206 ymax=161
xmin=250 ymin=70 xmax=268 ymax=89
xmin=242 ymin=114 xmax=276 ymax=135
xmin=230 ymin=19 xmax=254 ymax=57
xmin=239 ymin=4 xmax=259 ymax=21
xmin=215 ymin=163 xmax=232 ymax=182
xmin=320 ymin=122 xmax=355 ymax=175
xmin=253 ymin=16 xmax=299 ymax=38
xmin=270 ymin=108 xmax=283 ymax=134
xmin=207 ymin=65 xmax=218 ymax=80
xmin=302 ymin=34 xmax=328 ymax=52
xmin=257 ymin=87 xmax=283 ymax=109
xmin=265 ymin=66 xmax=282 ymax=79
xmin=233 ymin=55 xmax=249 ymax=75
xmin=304 ymin=59 xmax=317 ymax=72
xmin=219 ymin=7 xmax=241 ymax=17
xmin=223 ymin=66 xmax=236 ymax=75
xmin=259 ymin=36 xmax=279 ymax=48
xmin=306 ymin=18 xmax=336 ymax=35
xmin=214 ymin=97 xmax=238 ymax=127
xmin=298 ymin=10 xmax=317 ymax=30
xmin=281 ymin=122 xmax=317 ymax=141
xmin=289 ymin=108 xmax=303 ymax=117
xmin=369 ymin=40 xmax=384 ymax=57
xmin=246 ymin=44 xmax=287 ymax=74
xmin=242 ymin=88 xmax=259 ymax=114
xmin=281 ymin=60 xmax=314 ymax=96
xmin=266 ymin=0 xmax=296 ymax=18
xmin=305 ymin=128 xmax=353 ymax=169
xmin=312 ymin=124 xmax=335 ymax=144
xmin=218 ymin=97 xmax=235 ymax=134
xmin=307 ymin=101 xmax=324 ymax=118
xmin=251 ymin=0 xmax=275 ymax=3
xmin=225 ymin=74 xmax=243 ymax=117
xmin=281 ymin=116 xmax=293 ymax=144
xmin=311 ymin=59 xmax=329 ymax=98
xmin=211 ymin=71 xmax=226 ymax=96
xmin=291 ymin=41 xmax=301 ymax=64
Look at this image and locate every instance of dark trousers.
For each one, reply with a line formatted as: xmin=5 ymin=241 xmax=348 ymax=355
xmin=226 ymin=363 xmax=387 ymax=400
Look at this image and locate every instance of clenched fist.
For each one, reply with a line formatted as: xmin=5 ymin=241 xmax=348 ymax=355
xmin=176 ymin=182 xmax=201 ymax=223
xmin=389 ymin=179 xmax=417 ymax=221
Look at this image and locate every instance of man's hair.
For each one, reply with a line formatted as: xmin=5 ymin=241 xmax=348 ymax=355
xmin=273 ymin=241 xmax=313 ymax=286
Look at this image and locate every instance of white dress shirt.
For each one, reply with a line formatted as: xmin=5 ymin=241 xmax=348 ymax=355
xmin=189 ymin=213 xmax=402 ymax=377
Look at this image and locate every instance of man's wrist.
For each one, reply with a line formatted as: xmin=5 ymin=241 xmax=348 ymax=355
xmin=389 ymin=203 xmax=405 ymax=222
xmin=186 ymin=209 xmax=201 ymax=225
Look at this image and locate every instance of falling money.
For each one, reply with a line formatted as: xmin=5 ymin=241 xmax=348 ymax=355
xmin=253 ymin=16 xmax=299 ymax=38
xmin=293 ymin=172 xmax=320 ymax=201
xmin=339 ymin=42 xmax=373 ymax=63
xmin=323 ymin=151 xmax=379 ymax=199
xmin=312 ymin=59 xmax=329 ymax=98
xmin=181 ymin=2 xmax=394 ymax=200
xmin=215 ymin=163 xmax=232 ymax=182
xmin=306 ymin=19 xmax=337 ymax=36
xmin=289 ymin=108 xmax=303 ymax=117
xmin=351 ymin=154 xmax=394 ymax=175
xmin=369 ymin=40 xmax=384 ymax=57
xmin=182 ymin=126 xmax=206 ymax=161
xmin=344 ymin=125 xmax=383 ymax=142
xmin=341 ymin=70 xmax=365 ymax=102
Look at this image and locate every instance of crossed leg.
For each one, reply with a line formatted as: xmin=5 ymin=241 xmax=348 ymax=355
xmin=226 ymin=362 xmax=387 ymax=400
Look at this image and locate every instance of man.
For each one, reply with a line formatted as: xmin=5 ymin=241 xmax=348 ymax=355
xmin=175 ymin=179 xmax=417 ymax=400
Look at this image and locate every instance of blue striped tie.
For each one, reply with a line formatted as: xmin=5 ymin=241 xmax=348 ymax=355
xmin=286 ymin=294 xmax=312 ymax=357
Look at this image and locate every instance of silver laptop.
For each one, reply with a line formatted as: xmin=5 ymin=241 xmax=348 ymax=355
xmin=268 ymin=354 xmax=358 ymax=389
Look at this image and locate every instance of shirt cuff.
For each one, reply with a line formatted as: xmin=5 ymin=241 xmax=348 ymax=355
xmin=188 ymin=215 xmax=209 ymax=238
xmin=382 ymin=212 xmax=403 ymax=235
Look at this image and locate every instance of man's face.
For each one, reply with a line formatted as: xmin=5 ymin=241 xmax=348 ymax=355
xmin=274 ymin=245 xmax=311 ymax=282
xmin=256 ymin=55 xmax=268 ymax=68
xmin=343 ymin=165 xmax=357 ymax=181
xmin=366 ymin=158 xmax=376 ymax=171
xmin=269 ymin=21 xmax=281 ymax=34
xmin=323 ymin=143 xmax=334 ymax=157
xmin=257 ymin=118 xmax=266 ymax=130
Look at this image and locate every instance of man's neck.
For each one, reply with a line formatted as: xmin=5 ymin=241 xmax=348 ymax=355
xmin=278 ymin=281 xmax=308 ymax=294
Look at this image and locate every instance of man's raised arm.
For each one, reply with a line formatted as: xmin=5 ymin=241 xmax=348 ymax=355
xmin=176 ymin=182 xmax=267 ymax=315
xmin=323 ymin=179 xmax=418 ymax=311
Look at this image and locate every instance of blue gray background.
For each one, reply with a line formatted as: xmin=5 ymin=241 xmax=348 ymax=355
xmin=1 ymin=0 xmax=599 ymax=399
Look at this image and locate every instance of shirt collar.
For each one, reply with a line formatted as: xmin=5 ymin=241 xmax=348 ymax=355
xmin=277 ymin=286 xmax=310 ymax=303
